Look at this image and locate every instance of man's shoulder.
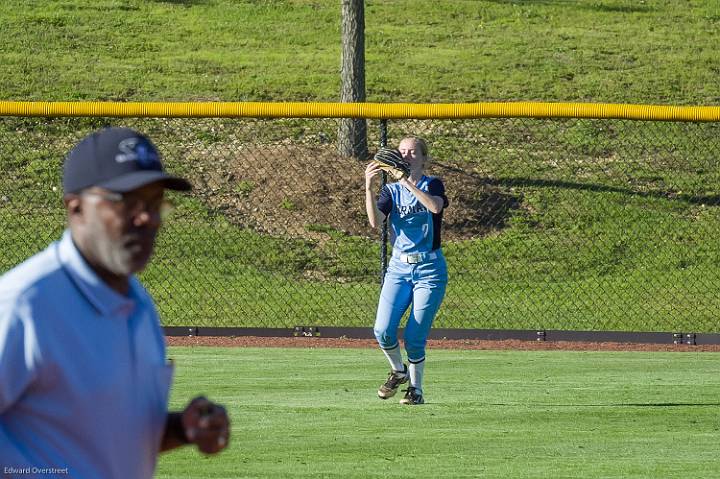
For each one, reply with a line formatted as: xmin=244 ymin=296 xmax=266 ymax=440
xmin=0 ymin=242 xmax=65 ymax=305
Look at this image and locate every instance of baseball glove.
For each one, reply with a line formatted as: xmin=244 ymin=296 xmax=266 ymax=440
xmin=370 ymin=148 xmax=410 ymax=180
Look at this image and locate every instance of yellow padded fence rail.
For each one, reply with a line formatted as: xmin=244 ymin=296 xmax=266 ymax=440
xmin=1 ymin=101 xmax=720 ymax=121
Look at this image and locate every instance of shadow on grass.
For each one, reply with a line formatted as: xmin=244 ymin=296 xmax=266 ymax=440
xmin=492 ymin=177 xmax=720 ymax=207
xmin=436 ymin=162 xmax=720 ymax=208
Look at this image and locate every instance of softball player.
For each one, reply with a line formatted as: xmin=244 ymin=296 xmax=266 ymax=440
xmin=364 ymin=137 xmax=449 ymax=405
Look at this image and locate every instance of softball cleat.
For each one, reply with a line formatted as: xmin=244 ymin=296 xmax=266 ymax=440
xmin=399 ymin=387 xmax=424 ymax=405
xmin=377 ymin=365 xmax=408 ymax=399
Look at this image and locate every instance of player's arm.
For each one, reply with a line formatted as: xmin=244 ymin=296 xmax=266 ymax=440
xmin=160 ymin=397 xmax=230 ymax=454
xmin=398 ymin=178 xmax=446 ymax=214
xmin=365 ymin=162 xmax=386 ymax=229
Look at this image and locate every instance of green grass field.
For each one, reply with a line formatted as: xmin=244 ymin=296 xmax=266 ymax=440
xmin=2 ymin=3 xmax=720 ymax=476
xmin=156 ymin=346 xmax=720 ymax=478
xmin=0 ymin=0 xmax=718 ymax=104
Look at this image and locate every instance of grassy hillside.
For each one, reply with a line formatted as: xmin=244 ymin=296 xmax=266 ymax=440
xmin=0 ymin=0 xmax=718 ymax=103
xmin=3 ymin=115 xmax=720 ymax=332
xmin=1 ymin=1 xmax=719 ymax=332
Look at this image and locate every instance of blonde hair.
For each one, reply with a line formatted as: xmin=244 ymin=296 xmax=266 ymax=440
xmin=402 ymin=136 xmax=429 ymax=157
xmin=400 ymin=137 xmax=431 ymax=170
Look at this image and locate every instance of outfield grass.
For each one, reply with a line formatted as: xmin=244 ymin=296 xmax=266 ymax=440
xmin=156 ymin=346 xmax=720 ymax=478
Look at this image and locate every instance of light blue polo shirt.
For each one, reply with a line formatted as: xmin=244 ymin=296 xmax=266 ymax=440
xmin=0 ymin=230 xmax=172 ymax=478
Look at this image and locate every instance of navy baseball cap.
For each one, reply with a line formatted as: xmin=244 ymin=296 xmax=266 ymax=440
xmin=63 ymin=127 xmax=192 ymax=194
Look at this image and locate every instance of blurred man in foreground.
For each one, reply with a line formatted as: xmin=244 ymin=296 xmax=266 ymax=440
xmin=0 ymin=127 xmax=230 ymax=478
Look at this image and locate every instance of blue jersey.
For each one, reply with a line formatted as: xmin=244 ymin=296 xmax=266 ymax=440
xmin=377 ymin=176 xmax=449 ymax=254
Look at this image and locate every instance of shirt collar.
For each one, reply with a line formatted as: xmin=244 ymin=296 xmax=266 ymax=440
xmin=56 ymin=229 xmax=137 ymax=318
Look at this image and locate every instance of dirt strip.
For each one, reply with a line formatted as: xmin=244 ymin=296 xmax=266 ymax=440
xmin=166 ymin=336 xmax=720 ymax=352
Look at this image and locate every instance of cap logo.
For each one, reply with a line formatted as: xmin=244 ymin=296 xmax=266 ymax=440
xmin=115 ymin=137 xmax=160 ymax=169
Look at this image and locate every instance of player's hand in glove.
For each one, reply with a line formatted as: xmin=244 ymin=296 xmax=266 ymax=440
xmin=369 ymin=148 xmax=411 ymax=181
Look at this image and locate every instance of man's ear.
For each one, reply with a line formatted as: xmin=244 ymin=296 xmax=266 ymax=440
xmin=64 ymin=194 xmax=82 ymax=216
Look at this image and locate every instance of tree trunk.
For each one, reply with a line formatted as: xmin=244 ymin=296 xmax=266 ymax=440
xmin=338 ymin=0 xmax=368 ymax=160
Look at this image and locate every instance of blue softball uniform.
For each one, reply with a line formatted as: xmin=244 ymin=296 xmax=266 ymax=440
xmin=373 ymin=175 xmax=449 ymax=363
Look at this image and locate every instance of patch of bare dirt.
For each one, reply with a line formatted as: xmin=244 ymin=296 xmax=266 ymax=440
xmin=188 ymin=145 xmax=522 ymax=241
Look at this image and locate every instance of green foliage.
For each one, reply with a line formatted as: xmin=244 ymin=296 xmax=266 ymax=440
xmin=305 ymin=223 xmax=334 ymax=234
xmin=234 ymin=180 xmax=255 ymax=195
xmin=279 ymin=197 xmax=296 ymax=211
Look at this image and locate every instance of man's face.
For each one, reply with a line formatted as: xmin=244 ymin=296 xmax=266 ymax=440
xmin=71 ymin=182 xmax=166 ymax=276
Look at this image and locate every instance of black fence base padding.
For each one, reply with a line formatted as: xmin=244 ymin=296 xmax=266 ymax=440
xmin=163 ymin=327 xmax=720 ymax=345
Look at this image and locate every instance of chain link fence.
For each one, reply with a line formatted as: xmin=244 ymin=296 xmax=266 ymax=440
xmin=2 ymin=115 xmax=720 ymax=333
